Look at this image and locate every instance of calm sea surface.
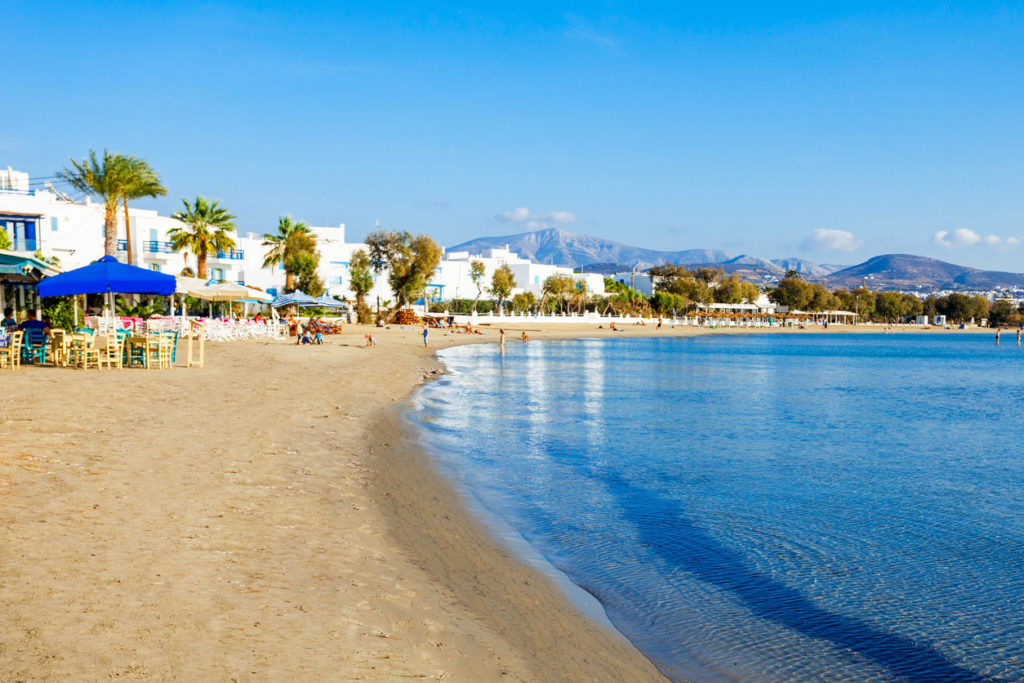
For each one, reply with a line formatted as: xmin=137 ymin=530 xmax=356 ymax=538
xmin=405 ymin=334 xmax=1024 ymax=681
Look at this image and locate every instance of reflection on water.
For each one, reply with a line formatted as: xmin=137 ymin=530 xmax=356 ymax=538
xmin=407 ymin=335 xmax=1024 ymax=681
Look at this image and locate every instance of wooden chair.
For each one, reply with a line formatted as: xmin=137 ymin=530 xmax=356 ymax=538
xmin=0 ymin=331 xmax=23 ymax=369
xmin=50 ymin=329 xmax=68 ymax=367
xmin=69 ymin=334 xmax=100 ymax=369
xmin=99 ymin=334 xmax=122 ymax=369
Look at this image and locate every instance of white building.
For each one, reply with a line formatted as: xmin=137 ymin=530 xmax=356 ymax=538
xmin=430 ymin=245 xmax=604 ymax=304
xmin=611 ymin=271 xmax=654 ymax=296
xmin=0 ymin=165 xmax=600 ymax=310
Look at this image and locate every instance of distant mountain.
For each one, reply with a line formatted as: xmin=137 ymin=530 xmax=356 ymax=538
xmin=687 ymin=260 xmax=783 ymax=286
xmin=771 ymin=257 xmax=843 ymax=278
xmin=447 ymin=229 xmax=1024 ymax=292
xmin=448 ymin=227 xmax=731 ymax=270
xmin=824 ymin=254 xmax=1024 ymax=291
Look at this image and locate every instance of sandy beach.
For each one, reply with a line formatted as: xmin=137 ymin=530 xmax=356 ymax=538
xmin=0 ymin=322 xmax=990 ymax=681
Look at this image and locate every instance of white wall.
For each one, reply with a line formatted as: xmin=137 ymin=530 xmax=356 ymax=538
xmin=1 ymin=168 xmax=604 ymax=309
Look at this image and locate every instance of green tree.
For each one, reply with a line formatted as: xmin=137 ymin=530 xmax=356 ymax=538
xmin=41 ymin=296 xmax=78 ymax=331
xmin=903 ymin=293 xmax=924 ymax=319
xmin=168 ymin=196 xmax=237 ymax=279
xmin=262 ymin=216 xmax=312 ymax=292
xmin=874 ymin=291 xmax=915 ymax=322
xmin=650 ymin=291 xmax=687 ymax=315
xmin=694 ymin=266 xmax=725 ymax=284
xmin=115 ymin=295 xmax=165 ymax=318
xmin=851 ymin=287 xmax=876 ymax=320
xmin=469 ymin=260 xmax=486 ymax=312
xmin=511 ymin=291 xmax=536 ymax=314
xmin=542 ymin=273 xmax=575 ymax=312
xmin=348 ymin=249 xmax=375 ymax=322
xmin=934 ymin=293 xmax=977 ymax=322
xmin=60 ymin=149 xmax=129 ymax=257
xmin=490 ymin=264 xmax=516 ymax=314
xmin=770 ymin=275 xmax=814 ymax=310
xmin=365 ymin=229 xmax=442 ymax=319
xmin=118 ymin=156 xmax=166 ymax=265
xmin=283 ymin=230 xmax=323 ymax=295
xmin=648 ymin=263 xmax=693 ymax=292
xmin=809 ymin=284 xmax=836 ymax=312
xmin=649 ymin=263 xmax=712 ymax=304
xmin=0 ymin=227 xmax=11 ymax=250
xmin=970 ymin=295 xmax=989 ymax=322
xmin=713 ymin=274 xmax=760 ymax=304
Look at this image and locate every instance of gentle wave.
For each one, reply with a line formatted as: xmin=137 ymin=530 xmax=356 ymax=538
xmin=406 ymin=334 xmax=1024 ymax=681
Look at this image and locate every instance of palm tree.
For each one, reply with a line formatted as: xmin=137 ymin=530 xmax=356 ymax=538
xmin=119 ymin=156 xmax=166 ymax=265
xmin=469 ymin=259 xmax=485 ymax=312
xmin=59 ymin=149 xmax=127 ymax=257
xmin=262 ymin=215 xmax=312 ymax=292
xmin=168 ymin=196 xmax=237 ymax=279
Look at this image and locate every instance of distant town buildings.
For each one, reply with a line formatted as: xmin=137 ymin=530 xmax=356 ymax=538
xmin=0 ymin=165 xmax=603 ymax=308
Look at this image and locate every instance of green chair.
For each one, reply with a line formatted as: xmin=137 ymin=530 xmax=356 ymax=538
xmin=21 ymin=329 xmax=48 ymax=365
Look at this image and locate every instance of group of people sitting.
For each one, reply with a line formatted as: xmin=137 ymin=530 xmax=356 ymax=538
xmin=292 ymin=316 xmax=327 ymax=345
xmin=1 ymin=307 xmax=51 ymax=341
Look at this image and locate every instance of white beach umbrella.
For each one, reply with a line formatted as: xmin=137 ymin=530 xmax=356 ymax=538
xmin=188 ymin=282 xmax=253 ymax=302
xmin=175 ymin=275 xmax=210 ymax=295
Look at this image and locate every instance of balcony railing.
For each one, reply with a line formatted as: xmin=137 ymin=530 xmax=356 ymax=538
xmin=0 ymin=187 xmax=35 ymax=196
xmin=116 ymin=239 xmax=128 ymax=251
xmin=144 ymin=240 xmax=176 ymax=254
xmin=215 ymin=249 xmax=245 ymax=260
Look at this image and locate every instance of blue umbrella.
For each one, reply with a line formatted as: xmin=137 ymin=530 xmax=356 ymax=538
xmin=37 ymin=255 xmax=176 ymax=296
xmin=307 ymin=294 xmax=349 ymax=309
xmin=270 ymin=291 xmax=318 ymax=308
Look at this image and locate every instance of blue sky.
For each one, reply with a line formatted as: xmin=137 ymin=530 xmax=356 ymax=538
xmin=5 ymin=2 xmax=1024 ymax=270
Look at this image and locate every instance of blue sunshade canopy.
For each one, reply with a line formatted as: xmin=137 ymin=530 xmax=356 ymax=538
xmin=37 ymin=255 xmax=177 ymax=296
xmin=270 ymin=291 xmax=318 ymax=308
xmin=302 ymin=294 xmax=349 ymax=309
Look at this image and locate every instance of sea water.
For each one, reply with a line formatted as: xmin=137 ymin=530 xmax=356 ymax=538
xmin=405 ymin=334 xmax=1024 ymax=681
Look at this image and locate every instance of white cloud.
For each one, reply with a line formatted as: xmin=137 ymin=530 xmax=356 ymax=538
xmin=499 ymin=207 xmax=531 ymax=223
xmin=802 ymin=228 xmax=862 ymax=253
xmin=548 ymin=210 xmax=577 ymax=224
xmin=932 ymin=228 xmax=1018 ymax=249
xmin=496 ymin=207 xmax=577 ymax=230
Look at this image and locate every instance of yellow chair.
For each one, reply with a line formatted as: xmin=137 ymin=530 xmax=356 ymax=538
xmin=50 ymin=329 xmax=68 ymax=367
xmin=70 ymin=334 xmax=100 ymax=369
xmin=99 ymin=334 xmax=122 ymax=369
xmin=0 ymin=331 xmax=23 ymax=369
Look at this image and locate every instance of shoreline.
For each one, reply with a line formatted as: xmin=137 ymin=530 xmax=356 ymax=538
xmin=0 ymin=323 xmax=992 ymax=681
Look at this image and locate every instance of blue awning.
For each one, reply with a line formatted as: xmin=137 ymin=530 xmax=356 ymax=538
xmin=37 ymin=255 xmax=176 ymax=296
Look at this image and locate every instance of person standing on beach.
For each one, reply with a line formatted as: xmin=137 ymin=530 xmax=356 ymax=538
xmin=996 ymin=328 xmax=1001 ymax=344
xmin=499 ymin=328 xmax=505 ymax=354
xmin=1017 ymin=328 xmax=1021 ymax=346
xmin=422 ymin=323 xmax=429 ymax=347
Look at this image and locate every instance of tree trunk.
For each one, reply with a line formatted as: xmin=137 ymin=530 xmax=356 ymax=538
xmin=104 ymin=208 xmax=119 ymax=257
xmin=285 ymin=272 xmax=295 ymax=293
xmin=197 ymin=253 xmax=207 ymax=279
xmin=122 ymin=200 xmax=133 ymax=265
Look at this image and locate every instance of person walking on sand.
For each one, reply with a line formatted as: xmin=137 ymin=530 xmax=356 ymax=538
xmin=422 ymin=323 xmax=429 ymax=347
